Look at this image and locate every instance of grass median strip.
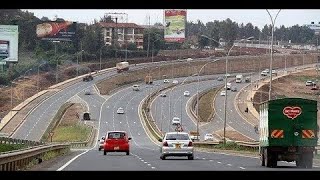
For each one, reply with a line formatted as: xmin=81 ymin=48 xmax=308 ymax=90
xmin=49 ymin=103 xmax=92 ymax=143
xmin=198 ymin=88 xmax=219 ymax=122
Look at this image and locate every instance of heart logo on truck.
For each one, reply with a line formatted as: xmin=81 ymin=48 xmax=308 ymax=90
xmin=283 ymin=106 xmax=302 ymax=119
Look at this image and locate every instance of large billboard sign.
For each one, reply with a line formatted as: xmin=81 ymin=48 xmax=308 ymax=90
xmin=0 ymin=25 xmax=18 ymax=64
xmin=164 ymin=9 xmax=186 ymax=43
xmin=36 ymin=21 xmax=76 ymax=41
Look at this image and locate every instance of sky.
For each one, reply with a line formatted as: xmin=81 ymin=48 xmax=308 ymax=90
xmin=23 ymin=9 xmax=320 ymax=29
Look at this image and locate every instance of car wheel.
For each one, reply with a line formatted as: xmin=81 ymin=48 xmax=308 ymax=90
xmin=104 ymin=151 xmax=107 ymax=155
xmin=188 ymin=155 xmax=194 ymax=160
xmin=160 ymin=155 xmax=166 ymax=160
xmin=126 ymin=151 xmax=130 ymax=155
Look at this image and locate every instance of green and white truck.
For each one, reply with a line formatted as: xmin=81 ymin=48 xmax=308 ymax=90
xmin=259 ymin=98 xmax=318 ymax=168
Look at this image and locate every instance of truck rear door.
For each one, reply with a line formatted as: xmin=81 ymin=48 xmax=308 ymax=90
xmin=271 ymin=99 xmax=318 ymax=147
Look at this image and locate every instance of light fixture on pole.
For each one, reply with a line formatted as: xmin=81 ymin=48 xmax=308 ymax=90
xmin=223 ymin=36 xmax=253 ymax=145
xmin=266 ymin=9 xmax=281 ymax=100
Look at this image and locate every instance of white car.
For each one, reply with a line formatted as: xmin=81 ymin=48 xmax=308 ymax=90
xmin=159 ymin=132 xmax=194 ymax=160
xmin=132 ymin=84 xmax=140 ymax=91
xmin=172 ymin=117 xmax=181 ymax=125
xmin=204 ymin=134 xmax=214 ymax=141
xmin=163 ymin=79 xmax=169 ymax=83
xmin=306 ymin=81 xmax=314 ymax=86
xmin=117 ymin=107 xmax=124 ymax=114
xmin=220 ymin=90 xmax=226 ymax=96
xmin=172 ymin=80 xmax=179 ymax=84
xmin=184 ymin=91 xmax=190 ymax=96
xmin=261 ymin=70 xmax=268 ymax=76
xmin=98 ymin=136 xmax=105 ymax=151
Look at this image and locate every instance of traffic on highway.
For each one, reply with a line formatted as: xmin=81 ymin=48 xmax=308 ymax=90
xmin=0 ymin=9 xmax=320 ymax=171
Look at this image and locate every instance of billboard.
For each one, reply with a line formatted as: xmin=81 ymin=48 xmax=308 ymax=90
xmin=0 ymin=25 xmax=18 ymax=64
xmin=164 ymin=9 xmax=186 ymax=43
xmin=36 ymin=21 xmax=76 ymax=41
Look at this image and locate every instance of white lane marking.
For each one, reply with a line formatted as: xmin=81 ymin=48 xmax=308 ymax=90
xmin=202 ymin=158 xmax=206 ymax=160
xmin=147 ymin=164 xmax=151 ymax=166
xmin=120 ymin=122 xmax=122 ymax=124
xmin=217 ymin=161 xmax=221 ymax=164
xmin=106 ymin=122 xmax=108 ymax=124
xmin=57 ymin=150 xmax=89 ymax=171
xmin=57 ymin=86 xmax=129 ymax=171
xmin=134 ymin=122 xmax=136 ymax=124
xmin=239 ymin=167 xmax=245 ymax=169
xmin=93 ymin=105 xmax=96 ymax=108
xmin=198 ymin=150 xmax=259 ymax=159
xmin=227 ymin=164 xmax=232 ymax=166
xmin=151 ymin=167 xmax=155 ymax=169
xmin=141 ymin=160 xmax=144 ymax=162
xmin=144 ymin=162 xmax=148 ymax=164
xmin=209 ymin=160 xmax=213 ymax=162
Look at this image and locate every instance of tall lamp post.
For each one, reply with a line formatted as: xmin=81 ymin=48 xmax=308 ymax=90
xmin=201 ymin=35 xmax=254 ymax=145
xmin=22 ymin=68 xmax=33 ymax=100
xmin=99 ymin=45 xmax=107 ymax=72
xmin=266 ymin=9 xmax=281 ymax=100
xmin=55 ymin=54 xmax=67 ymax=84
xmin=37 ymin=62 xmax=47 ymax=92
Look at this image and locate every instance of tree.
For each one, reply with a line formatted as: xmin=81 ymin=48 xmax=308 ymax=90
xmin=100 ymin=15 xmax=115 ymax=23
xmin=198 ymin=35 xmax=209 ymax=49
xmin=127 ymin=42 xmax=137 ymax=50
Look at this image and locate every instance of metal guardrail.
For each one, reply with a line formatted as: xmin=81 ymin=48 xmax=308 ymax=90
xmin=0 ymin=143 xmax=70 ymax=171
xmin=0 ymin=137 xmax=44 ymax=147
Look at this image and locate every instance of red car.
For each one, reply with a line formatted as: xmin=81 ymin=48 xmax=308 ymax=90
xmin=103 ymin=131 xmax=131 ymax=155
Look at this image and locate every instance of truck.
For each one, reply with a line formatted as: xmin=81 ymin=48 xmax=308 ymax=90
xmin=145 ymin=75 xmax=153 ymax=84
xmin=259 ymin=98 xmax=318 ymax=168
xmin=116 ymin=62 xmax=129 ymax=73
xmin=235 ymin=74 xmax=243 ymax=83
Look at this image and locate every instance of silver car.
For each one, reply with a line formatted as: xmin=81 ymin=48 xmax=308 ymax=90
xmin=159 ymin=132 xmax=194 ymax=160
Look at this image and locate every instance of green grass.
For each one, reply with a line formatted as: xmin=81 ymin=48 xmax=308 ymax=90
xmin=52 ymin=124 xmax=91 ymax=142
xmin=0 ymin=144 xmax=27 ymax=153
xmin=198 ymin=88 xmax=219 ymax=122
xmin=294 ymin=75 xmax=316 ymax=82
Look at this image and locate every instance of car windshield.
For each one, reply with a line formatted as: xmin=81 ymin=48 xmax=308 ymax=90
xmin=108 ymin=132 xmax=126 ymax=139
xmin=166 ymin=133 xmax=189 ymax=140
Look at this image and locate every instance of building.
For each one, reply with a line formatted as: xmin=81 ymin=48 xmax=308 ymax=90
xmin=305 ymin=22 xmax=320 ymax=35
xmin=99 ymin=22 xmax=144 ymax=49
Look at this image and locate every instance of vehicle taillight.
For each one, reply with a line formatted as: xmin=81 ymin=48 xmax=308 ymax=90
xmin=163 ymin=141 xmax=168 ymax=147
xmin=188 ymin=141 xmax=193 ymax=147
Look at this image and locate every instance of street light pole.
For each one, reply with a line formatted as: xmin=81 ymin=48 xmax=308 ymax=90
xmin=37 ymin=63 xmax=47 ymax=92
xmin=222 ymin=37 xmax=254 ymax=145
xmin=53 ymin=41 xmax=60 ymax=84
xmin=267 ymin=9 xmax=281 ymax=100
xmin=23 ymin=68 xmax=33 ymax=100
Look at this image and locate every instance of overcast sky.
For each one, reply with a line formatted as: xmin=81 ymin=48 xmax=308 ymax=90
xmin=23 ymin=9 xmax=320 ymax=29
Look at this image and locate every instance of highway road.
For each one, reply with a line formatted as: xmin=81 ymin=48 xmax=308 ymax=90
xmin=10 ymin=62 xmax=164 ymax=141
xmin=8 ymin=58 xmax=318 ymax=170
xmin=55 ymin=80 xmax=315 ymax=171
xmin=213 ymin=64 xmax=316 ymax=141
xmin=150 ymin=75 xmax=225 ymax=141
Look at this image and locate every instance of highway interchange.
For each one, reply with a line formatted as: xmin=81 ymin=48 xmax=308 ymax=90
xmin=7 ymin=59 xmax=320 ymax=170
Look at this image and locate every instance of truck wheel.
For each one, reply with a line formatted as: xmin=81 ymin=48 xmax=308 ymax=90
xmin=104 ymin=151 xmax=107 ymax=155
xmin=304 ymin=152 xmax=313 ymax=169
xmin=126 ymin=151 xmax=130 ymax=155
xmin=264 ymin=149 xmax=273 ymax=168
xmin=260 ymin=153 xmax=265 ymax=166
